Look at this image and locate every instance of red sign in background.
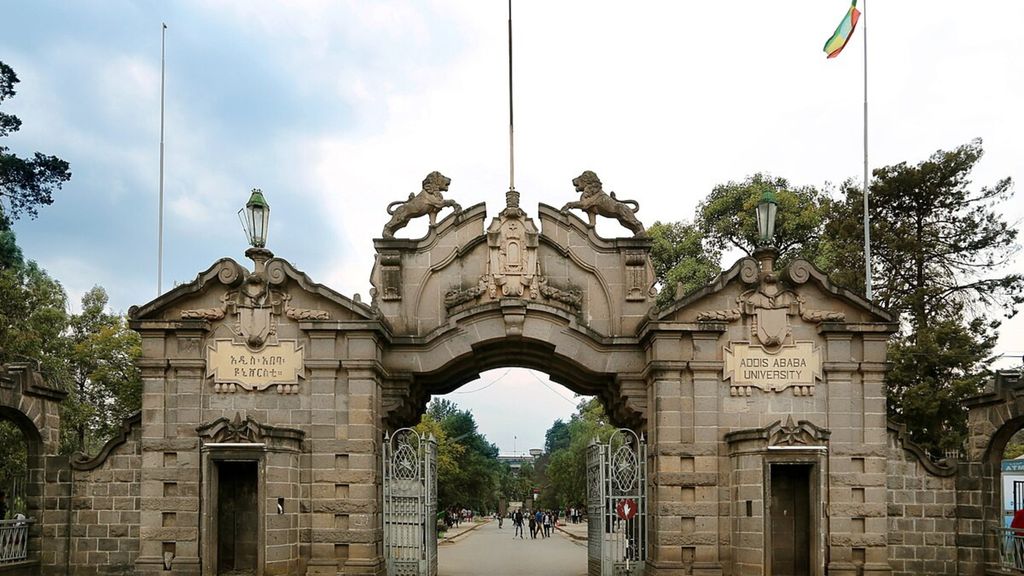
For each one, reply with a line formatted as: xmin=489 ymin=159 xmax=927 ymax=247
xmin=615 ymin=498 xmax=638 ymax=520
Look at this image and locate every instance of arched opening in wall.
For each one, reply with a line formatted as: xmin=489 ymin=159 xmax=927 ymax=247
xmin=0 ymin=407 xmax=44 ymax=564
xmin=983 ymin=412 xmax=1024 ymax=571
xmin=386 ymin=366 xmax=640 ymax=576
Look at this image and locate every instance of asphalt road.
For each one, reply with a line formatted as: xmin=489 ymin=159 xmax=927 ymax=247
xmin=438 ymin=521 xmax=587 ymax=576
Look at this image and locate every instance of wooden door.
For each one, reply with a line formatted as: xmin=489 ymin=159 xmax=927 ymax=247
xmin=217 ymin=460 xmax=259 ymax=575
xmin=770 ymin=464 xmax=810 ymax=576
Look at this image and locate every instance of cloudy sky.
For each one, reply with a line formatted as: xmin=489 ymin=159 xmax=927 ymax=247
xmin=3 ymin=1 xmax=1022 ymax=454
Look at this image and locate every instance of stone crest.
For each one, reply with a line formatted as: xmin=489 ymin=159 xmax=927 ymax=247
xmin=443 ymin=189 xmax=583 ymax=313
xmin=701 ymin=253 xmax=844 ymax=396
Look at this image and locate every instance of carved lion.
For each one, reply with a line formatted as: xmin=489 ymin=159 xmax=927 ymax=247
xmin=381 ymin=171 xmax=462 ymax=239
xmin=561 ymin=170 xmax=646 ymax=237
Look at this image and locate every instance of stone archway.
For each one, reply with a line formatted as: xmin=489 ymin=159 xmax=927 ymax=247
xmin=121 ymin=171 xmax=898 ymax=576
xmin=0 ymin=362 xmax=66 ymax=569
xmin=964 ymin=369 xmax=1024 ymax=573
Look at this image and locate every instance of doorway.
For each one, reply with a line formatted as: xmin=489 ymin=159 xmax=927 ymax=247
xmin=769 ymin=464 xmax=811 ymax=576
xmin=216 ymin=460 xmax=259 ymax=575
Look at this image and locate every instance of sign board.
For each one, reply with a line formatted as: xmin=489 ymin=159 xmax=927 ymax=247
xmin=1004 ymin=459 xmax=1024 ymax=473
xmin=724 ymin=341 xmax=821 ymax=393
xmin=207 ymin=339 xmax=304 ymax=392
xmin=615 ymin=498 xmax=638 ymax=521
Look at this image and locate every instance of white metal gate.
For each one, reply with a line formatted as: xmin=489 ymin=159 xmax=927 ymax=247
xmin=383 ymin=428 xmax=437 ymax=576
xmin=587 ymin=429 xmax=647 ymax=576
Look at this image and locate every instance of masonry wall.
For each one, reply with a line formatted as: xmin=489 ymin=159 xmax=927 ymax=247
xmin=67 ymin=417 xmax=143 ymax=576
xmin=885 ymin=426 xmax=958 ymax=576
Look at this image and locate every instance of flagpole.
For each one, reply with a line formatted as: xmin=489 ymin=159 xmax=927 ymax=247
xmin=158 ymin=23 xmax=167 ymax=296
xmin=862 ymin=0 xmax=872 ymax=301
xmin=508 ymin=0 xmax=515 ymax=193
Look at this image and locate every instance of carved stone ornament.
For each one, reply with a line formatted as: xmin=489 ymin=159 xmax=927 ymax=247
xmin=382 ymin=171 xmax=462 ymax=239
xmin=560 ymin=170 xmax=646 ymax=237
xmin=769 ymin=416 xmax=831 ymax=447
xmin=282 ymin=294 xmax=330 ymax=321
xmin=196 ymin=412 xmax=305 ymax=449
xmin=443 ymin=189 xmax=583 ymax=313
xmin=705 ymin=254 xmax=841 ymax=397
xmin=697 ymin=257 xmax=846 ymax=348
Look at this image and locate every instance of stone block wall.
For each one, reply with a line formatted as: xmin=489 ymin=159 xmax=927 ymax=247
xmin=885 ymin=423 xmax=958 ymax=576
xmin=63 ymin=414 xmax=143 ymax=576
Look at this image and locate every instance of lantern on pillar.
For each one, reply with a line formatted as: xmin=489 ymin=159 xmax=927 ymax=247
xmin=238 ymin=188 xmax=270 ymax=248
xmin=756 ymin=189 xmax=778 ymax=246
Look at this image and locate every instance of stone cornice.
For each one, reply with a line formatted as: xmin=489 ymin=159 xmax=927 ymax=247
xmin=129 ymin=256 xmax=376 ymax=323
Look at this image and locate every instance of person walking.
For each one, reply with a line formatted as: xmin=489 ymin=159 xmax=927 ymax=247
xmin=528 ymin=511 xmax=537 ymax=539
xmin=513 ymin=510 xmax=524 ymax=539
xmin=543 ymin=511 xmax=552 ymax=538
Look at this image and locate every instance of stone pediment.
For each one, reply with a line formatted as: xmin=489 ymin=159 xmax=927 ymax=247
xmin=655 ymin=254 xmax=895 ymax=328
xmin=129 ymin=256 xmax=377 ymax=326
xmin=369 ymin=189 xmax=656 ymax=338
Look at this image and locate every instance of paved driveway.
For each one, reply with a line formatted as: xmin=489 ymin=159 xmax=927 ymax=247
xmin=438 ymin=520 xmax=587 ymax=576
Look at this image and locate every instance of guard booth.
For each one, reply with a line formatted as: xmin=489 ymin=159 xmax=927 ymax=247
xmin=587 ymin=429 xmax=647 ymax=576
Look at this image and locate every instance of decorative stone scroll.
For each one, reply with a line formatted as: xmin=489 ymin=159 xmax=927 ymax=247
xmin=378 ymin=251 xmax=403 ymax=301
xmin=624 ymin=250 xmax=648 ymax=301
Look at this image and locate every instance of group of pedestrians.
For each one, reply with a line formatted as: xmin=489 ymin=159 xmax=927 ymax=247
xmin=508 ymin=509 xmax=556 ymax=539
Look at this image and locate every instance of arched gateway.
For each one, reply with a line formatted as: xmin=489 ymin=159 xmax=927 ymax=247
xmin=30 ymin=170 xmax=999 ymax=576
xmin=117 ymin=173 xmax=897 ymax=576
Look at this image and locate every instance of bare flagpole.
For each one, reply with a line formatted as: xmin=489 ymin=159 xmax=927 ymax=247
xmin=158 ymin=22 xmax=167 ymax=296
xmin=508 ymin=0 xmax=515 ymax=193
xmin=862 ymin=1 xmax=872 ymax=300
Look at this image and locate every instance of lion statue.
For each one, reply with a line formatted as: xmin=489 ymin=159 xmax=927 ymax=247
xmin=561 ymin=170 xmax=646 ymax=237
xmin=381 ymin=171 xmax=462 ymax=239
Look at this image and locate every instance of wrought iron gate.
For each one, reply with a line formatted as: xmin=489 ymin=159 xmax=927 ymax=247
xmin=383 ymin=428 xmax=437 ymax=576
xmin=587 ymin=428 xmax=647 ymax=576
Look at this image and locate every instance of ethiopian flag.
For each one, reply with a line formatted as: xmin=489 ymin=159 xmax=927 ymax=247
xmin=823 ymin=0 xmax=861 ymax=58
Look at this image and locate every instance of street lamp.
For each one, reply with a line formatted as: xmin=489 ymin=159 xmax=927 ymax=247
xmin=238 ymin=188 xmax=270 ymax=249
xmin=756 ymin=188 xmax=778 ymax=246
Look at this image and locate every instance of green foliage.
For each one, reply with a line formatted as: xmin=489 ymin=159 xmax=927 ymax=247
xmin=0 ymin=420 xmax=26 ymax=507
xmin=61 ymin=286 xmax=142 ymax=454
xmin=647 ymin=220 xmax=720 ymax=306
xmin=824 ymin=140 xmax=1023 ymax=454
xmin=0 ymin=61 xmax=71 ymax=230
xmin=416 ymin=399 xmax=501 ymax=513
xmin=0 ymin=231 xmax=70 ymax=382
xmin=544 ymin=419 xmax=570 ymax=454
xmin=542 ymin=398 xmax=616 ymax=509
xmin=696 ymin=173 xmax=833 ymax=260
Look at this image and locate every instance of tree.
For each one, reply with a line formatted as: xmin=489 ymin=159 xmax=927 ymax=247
xmin=542 ymin=398 xmax=616 ymax=508
xmin=417 ymin=399 xmax=501 ymax=513
xmin=62 ymin=287 xmax=142 ymax=454
xmin=825 ymin=140 xmax=1023 ymax=454
xmin=647 ymin=220 xmax=720 ymax=306
xmin=0 ymin=231 xmax=70 ymax=381
xmin=696 ymin=173 xmax=834 ymax=262
xmin=0 ymin=61 xmax=71 ymax=230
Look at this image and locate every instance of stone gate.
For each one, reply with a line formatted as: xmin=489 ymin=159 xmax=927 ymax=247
xmin=4 ymin=170 xmax=1019 ymax=575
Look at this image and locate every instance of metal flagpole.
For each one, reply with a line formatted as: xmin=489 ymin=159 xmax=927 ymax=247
xmin=862 ymin=1 xmax=872 ymax=300
xmin=158 ymin=23 xmax=167 ymax=296
xmin=508 ymin=0 xmax=515 ymax=193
